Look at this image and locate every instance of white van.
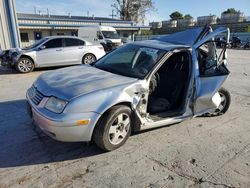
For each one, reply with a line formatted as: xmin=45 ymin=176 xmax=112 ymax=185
xmin=78 ymin=26 xmax=122 ymax=51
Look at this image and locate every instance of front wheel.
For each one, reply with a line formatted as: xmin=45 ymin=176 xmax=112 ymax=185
xmin=212 ymin=87 xmax=231 ymax=116
xmin=82 ymin=54 xmax=96 ymax=64
xmin=15 ymin=57 xmax=34 ymax=73
xmin=93 ymin=105 xmax=132 ymax=151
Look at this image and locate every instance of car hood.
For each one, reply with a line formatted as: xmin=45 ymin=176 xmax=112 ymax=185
xmin=35 ymin=65 xmax=138 ymax=101
xmin=3 ymin=48 xmax=33 ymax=55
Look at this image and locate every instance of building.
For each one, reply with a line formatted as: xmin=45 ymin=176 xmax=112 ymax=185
xmin=0 ymin=0 xmax=20 ymax=50
xmin=149 ymin=22 xmax=162 ymax=29
xmin=197 ymin=16 xmax=217 ymax=26
xmin=161 ymin=20 xmax=177 ymax=28
xmin=17 ymin=13 xmax=151 ymax=47
xmin=177 ymin=18 xmax=196 ymax=27
xmin=151 ymin=13 xmax=250 ymax=34
xmin=221 ymin=12 xmax=244 ymax=24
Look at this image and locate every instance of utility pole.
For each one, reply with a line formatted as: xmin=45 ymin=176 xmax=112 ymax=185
xmin=109 ymin=9 xmax=116 ymax=19
xmin=0 ymin=0 xmax=20 ymax=49
xmin=34 ymin=6 xmax=36 ymax=14
xmin=47 ymin=8 xmax=50 ymax=17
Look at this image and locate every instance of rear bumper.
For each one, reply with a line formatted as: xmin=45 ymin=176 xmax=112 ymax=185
xmin=26 ymin=100 xmax=100 ymax=142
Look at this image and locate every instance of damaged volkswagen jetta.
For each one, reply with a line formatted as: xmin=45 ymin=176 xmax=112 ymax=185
xmin=26 ymin=26 xmax=231 ymax=151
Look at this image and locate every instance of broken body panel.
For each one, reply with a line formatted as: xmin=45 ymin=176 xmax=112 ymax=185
xmin=135 ymin=26 xmax=230 ymax=130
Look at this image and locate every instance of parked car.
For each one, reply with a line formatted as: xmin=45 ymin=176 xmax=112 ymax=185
xmin=78 ymin=26 xmax=122 ymax=52
xmin=244 ymin=38 xmax=250 ymax=49
xmin=26 ymin=26 xmax=231 ymax=151
xmin=230 ymin=36 xmax=243 ymax=48
xmin=215 ymin=37 xmax=227 ymax=48
xmin=0 ymin=36 xmax=106 ymax=73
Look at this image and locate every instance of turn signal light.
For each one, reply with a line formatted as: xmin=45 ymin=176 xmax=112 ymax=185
xmin=76 ymin=119 xmax=90 ymax=126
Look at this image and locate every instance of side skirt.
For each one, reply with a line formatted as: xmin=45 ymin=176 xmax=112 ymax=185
xmin=139 ymin=115 xmax=192 ymax=131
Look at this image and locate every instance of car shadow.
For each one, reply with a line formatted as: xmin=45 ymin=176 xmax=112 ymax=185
xmin=0 ymin=99 xmax=103 ymax=168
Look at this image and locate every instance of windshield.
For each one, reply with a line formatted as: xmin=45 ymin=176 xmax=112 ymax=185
xmin=102 ymin=31 xmax=120 ymax=39
xmin=24 ymin=38 xmax=48 ymax=49
xmin=95 ymin=44 xmax=166 ymax=79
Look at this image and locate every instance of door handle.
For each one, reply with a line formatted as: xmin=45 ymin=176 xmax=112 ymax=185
xmin=78 ymin=47 xmax=84 ymax=49
xmin=56 ymin=49 xmax=62 ymax=51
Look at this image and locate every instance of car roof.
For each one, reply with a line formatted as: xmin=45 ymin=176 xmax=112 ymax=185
xmin=44 ymin=36 xmax=83 ymax=40
xmin=155 ymin=27 xmax=205 ymax=46
xmin=133 ymin=40 xmax=190 ymax=51
xmin=133 ymin=27 xmax=209 ymax=50
xmin=42 ymin=36 xmax=93 ymax=45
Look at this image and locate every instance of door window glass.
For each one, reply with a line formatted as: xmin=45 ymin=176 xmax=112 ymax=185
xmin=65 ymin=38 xmax=85 ymax=47
xmin=97 ymin=31 xmax=103 ymax=39
xmin=44 ymin=39 xmax=63 ymax=49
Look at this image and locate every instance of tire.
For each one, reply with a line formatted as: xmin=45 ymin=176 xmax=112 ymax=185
xmin=212 ymin=87 xmax=231 ymax=116
xmin=82 ymin=54 xmax=96 ymax=64
xmin=15 ymin=57 xmax=34 ymax=73
xmin=93 ymin=105 xmax=132 ymax=151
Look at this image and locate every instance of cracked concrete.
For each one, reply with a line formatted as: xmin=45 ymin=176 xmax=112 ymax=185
xmin=0 ymin=49 xmax=250 ymax=187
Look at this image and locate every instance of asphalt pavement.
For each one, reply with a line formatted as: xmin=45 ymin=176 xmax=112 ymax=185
xmin=0 ymin=50 xmax=249 ymax=188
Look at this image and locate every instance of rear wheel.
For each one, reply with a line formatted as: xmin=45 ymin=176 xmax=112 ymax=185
xmin=93 ymin=105 xmax=132 ymax=151
xmin=15 ymin=57 xmax=34 ymax=73
xmin=82 ymin=54 xmax=96 ymax=64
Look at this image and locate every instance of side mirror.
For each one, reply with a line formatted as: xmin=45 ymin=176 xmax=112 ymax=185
xmin=39 ymin=45 xmax=46 ymax=50
xmin=97 ymin=35 xmax=103 ymax=40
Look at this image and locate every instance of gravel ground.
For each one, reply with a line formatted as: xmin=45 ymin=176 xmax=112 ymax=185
xmin=0 ymin=50 xmax=249 ymax=188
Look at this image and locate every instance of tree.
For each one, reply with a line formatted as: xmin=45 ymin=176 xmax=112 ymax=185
xmin=111 ymin=0 xmax=154 ymax=23
xmin=222 ymin=8 xmax=240 ymax=14
xmin=141 ymin=30 xmax=153 ymax=35
xmin=170 ymin=11 xmax=183 ymax=20
xmin=217 ymin=17 xmax=221 ymax=23
xmin=247 ymin=25 xmax=250 ymax=33
xmin=184 ymin=14 xmax=193 ymax=19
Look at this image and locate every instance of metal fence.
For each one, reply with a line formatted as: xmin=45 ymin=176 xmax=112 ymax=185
xmin=135 ymin=33 xmax=250 ymax=43
xmin=134 ymin=35 xmax=165 ymax=41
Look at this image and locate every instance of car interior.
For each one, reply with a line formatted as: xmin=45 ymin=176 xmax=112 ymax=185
xmin=197 ymin=41 xmax=229 ymax=77
xmin=147 ymin=51 xmax=191 ymax=119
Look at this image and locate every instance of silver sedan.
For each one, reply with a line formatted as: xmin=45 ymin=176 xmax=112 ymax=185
xmin=26 ymin=26 xmax=231 ymax=151
xmin=0 ymin=36 xmax=106 ymax=73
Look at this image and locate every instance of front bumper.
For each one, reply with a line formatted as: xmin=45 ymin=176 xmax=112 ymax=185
xmin=0 ymin=54 xmax=17 ymax=68
xmin=26 ymin=100 xmax=100 ymax=142
xmin=1 ymin=57 xmax=12 ymax=67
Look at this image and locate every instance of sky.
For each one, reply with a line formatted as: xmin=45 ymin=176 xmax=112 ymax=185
xmin=16 ymin=0 xmax=250 ymax=24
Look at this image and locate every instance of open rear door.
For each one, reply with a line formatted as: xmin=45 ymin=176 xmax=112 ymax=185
xmin=192 ymin=27 xmax=230 ymax=115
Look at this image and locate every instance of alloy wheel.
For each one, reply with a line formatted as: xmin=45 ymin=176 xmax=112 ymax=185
xmin=108 ymin=113 xmax=130 ymax=145
xmin=83 ymin=54 xmax=96 ymax=64
xmin=18 ymin=59 xmax=33 ymax=72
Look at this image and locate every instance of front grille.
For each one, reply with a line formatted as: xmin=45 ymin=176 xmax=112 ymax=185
xmin=28 ymin=86 xmax=44 ymax=105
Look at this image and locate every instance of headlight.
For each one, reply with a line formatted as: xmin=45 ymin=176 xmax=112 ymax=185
xmin=44 ymin=97 xmax=67 ymax=114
